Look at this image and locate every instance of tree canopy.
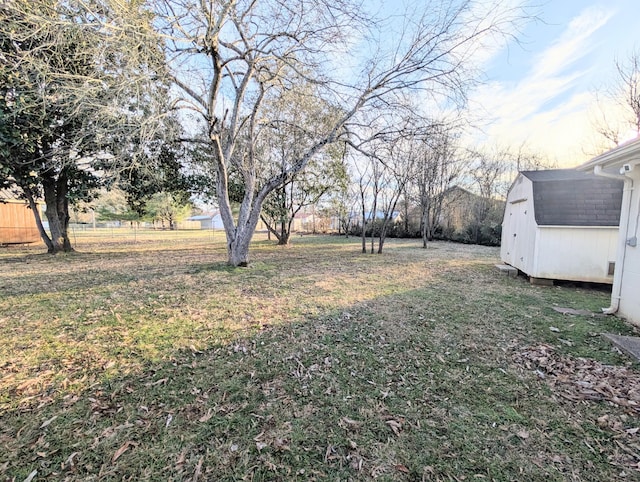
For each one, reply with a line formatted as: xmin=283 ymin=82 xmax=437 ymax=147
xmin=155 ymin=0 xmax=530 ymax=265
xmin=1 ymin=0 xmax=533 ymax=260
xmin=0 ymin=0 xmax=172 ymax=252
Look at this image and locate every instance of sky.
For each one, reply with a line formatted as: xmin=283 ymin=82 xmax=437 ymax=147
xmin=468 ymin=0 xmax=639 ymax=167
xmin=173 ymin=0 xmax=637 ymax=171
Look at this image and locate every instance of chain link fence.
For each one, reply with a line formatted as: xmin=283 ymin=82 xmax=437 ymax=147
xmin=1 ymin=225 xmax=224 ymax=250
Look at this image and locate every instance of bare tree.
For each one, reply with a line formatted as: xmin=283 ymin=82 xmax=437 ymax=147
xmin=353 ymin=155 xmax=373 ymax=254
xmin=326 ymin=165 xmax=357 ymax=236
xmin=464 ymin=147 xmax=511 ymax=243
xmin=157 ymin=0 xmax=530 ymax=266
xmin=593 ymin=49 xmax=640 ymax=148
xmin=511 ymin=141 xmax=555 ymax=172
xmin=371 ymin=135 xmax=418 ymax=254
xmin=367 ymin=153 xmax=383 ymax=254
xmin=412 ymin=125 xmax=462 ymax=248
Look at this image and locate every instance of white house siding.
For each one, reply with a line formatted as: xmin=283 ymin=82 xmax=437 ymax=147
xmin=576 ymin=137 xmax=640 ymax=325
xmin=617 ymin=169 xmax=640 ymax=322
xmin=187 ymin=213 xmax=225 ymax=230
xmin=533 ymin=227 xmax=618 ymax=283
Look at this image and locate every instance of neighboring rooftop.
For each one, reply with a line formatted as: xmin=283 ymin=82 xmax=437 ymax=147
xmin=0 ymin=189 xmax=27 ymax=203
xmin=520 ymin=169 xmax=623 ymax=227
xmin=187 ymin=212 xmax=219 ymax=221
xmin=0 ymin=189 xmax=14 ymax=201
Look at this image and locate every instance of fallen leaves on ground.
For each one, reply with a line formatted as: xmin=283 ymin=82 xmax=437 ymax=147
xmin=514 ymin=344 xmax=640 ymax=471
xmin=112 ymin=440 xmax=138 ymax=463
xmin=514 ymin=344 xmax=640 ymax=412
xmin=385 ymin=419 xmax=403 ymax=436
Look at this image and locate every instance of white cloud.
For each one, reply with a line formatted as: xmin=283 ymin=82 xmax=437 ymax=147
xmin=530 ymin=6 xmax=613 ymax=80
xmin=488 ymin=92 xmax=596 ymax=165
xmin=466 ymin=4 xmax=617 ymax=165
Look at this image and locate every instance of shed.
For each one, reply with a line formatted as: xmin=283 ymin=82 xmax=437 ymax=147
xmin=0 ymin=191 xmax=41 ymax=245
xmin=501 ymin=169 xmax=623 ymax=284
xmin=578 ymin=137 xmax=640 ymax=325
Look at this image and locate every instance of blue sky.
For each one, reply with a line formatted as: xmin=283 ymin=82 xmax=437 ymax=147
xmin=468 ymin=0 xmax=639 ymax=166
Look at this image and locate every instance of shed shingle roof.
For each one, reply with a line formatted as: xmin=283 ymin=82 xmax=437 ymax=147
xmin=520 ymin=169 xmax=623 ymax=226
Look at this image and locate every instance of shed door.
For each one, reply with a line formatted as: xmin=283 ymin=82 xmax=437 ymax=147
xmin=504 ymin=200 xmax=527 ymax=269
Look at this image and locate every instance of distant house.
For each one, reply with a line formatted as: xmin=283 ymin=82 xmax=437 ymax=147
xmin=351 ymin=210 xmax=402 ymax=227
xmin=0 ymin=191 xmax=41 ymax=245
xmin=290 ymin=211 xmax=334 ymax=233
xmin=437 ymin=186 xmax=504 ymax=233
xmin=185 ymin=211 xmax=268 ymax=231
xmin=578 ymin=138 xmax=640 ymax=324
xmin=186 ymin=212 xmax=225 ymax=230
xmin=501 ymin=169 xmax=623 ymax=284
xmin=292 ymin=212 xmax=314 ymax=232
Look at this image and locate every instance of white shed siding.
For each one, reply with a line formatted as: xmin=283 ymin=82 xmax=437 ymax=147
xmin=501 ymin=170 xmax=620 ymax=284
xmin=533 ymin=227 xmax=618 ymax=283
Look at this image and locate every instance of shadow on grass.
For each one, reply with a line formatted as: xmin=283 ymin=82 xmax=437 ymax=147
xmin=0 ymin=247 xmax=232 ymax=298
xmin=2 ymin=271 xmax=638 ymax=481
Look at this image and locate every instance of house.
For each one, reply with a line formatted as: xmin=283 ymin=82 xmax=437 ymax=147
xmin=186 ymin=212 xmax=225 ymax=230
xmin=292 ymin=212 xmax=314 ymax=232
xmin=501 ymin=169 xmax=623 ymax=284
xmin=437 ymin=186 xmax=504 ymax=233
xmin=436 ymin=186 xmax=481 ymax=232
xmin=578 ymin=138 xmax=640 ymax=324
xmin=185 ymin=211 xmax=268 ymax=232
xmin=0 ymin=191 xmax=41 ymax=245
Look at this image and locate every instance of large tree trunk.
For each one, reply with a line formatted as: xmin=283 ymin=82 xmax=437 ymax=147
xmin=227 ymin=232 xmax=252 ymax=267
xmin=276 ymin=213 xmax=294 ymax=246
xmin=219 ymin=181 xmax=263 ymax=267
xmin=42 ymin=170 xmax=73 ymax=254
xmin=24 ymin=188 xmax=55 ymax=253
xmin=278 ymin=231 xmax=290 ymax=246
xmin=277 ymin=216 xmax=289 ymax=246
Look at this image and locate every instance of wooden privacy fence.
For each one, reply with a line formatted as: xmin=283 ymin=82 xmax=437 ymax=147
xmin=0 ymin=201 xmax=40 ymax=245
xmin=0 ymin=226 xmax=40 ymax=245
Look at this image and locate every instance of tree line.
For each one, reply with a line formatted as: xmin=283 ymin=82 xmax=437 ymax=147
xmin=1 ymin=1 xmax=637 ymax=265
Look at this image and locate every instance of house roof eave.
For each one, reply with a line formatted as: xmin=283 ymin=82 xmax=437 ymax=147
xmin=578 ymin=137 xmax=640 ymax=173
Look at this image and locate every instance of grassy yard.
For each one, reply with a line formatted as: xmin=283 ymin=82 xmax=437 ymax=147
xmin=1 ymin=233 xmax=640 ymax=481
